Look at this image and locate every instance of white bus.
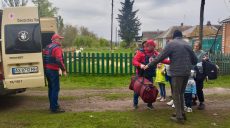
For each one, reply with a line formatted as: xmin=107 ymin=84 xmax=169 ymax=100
xmin=0 ymin=7 xmax=45 ymax=95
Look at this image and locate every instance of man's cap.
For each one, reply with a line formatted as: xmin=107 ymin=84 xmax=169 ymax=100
xmin=146 ymin=39 xmax=156 ymax=47
xmin=52 ymin=34 xmax=64 ymax=40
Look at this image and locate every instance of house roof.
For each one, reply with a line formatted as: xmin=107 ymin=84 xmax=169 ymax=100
xmin=184 ymin=25 xmax=222 ymax=38
xmin=220 ymin=17 xmax=230 ymax=24
xmin=142 ymin=31 xmax=163 ymax=40
xmin=156 ymin=25 xmax=192 ymax=39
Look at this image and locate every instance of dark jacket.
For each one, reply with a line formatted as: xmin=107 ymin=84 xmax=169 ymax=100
xmin=147 ymin=38 xmax=197 ymax=77
xmin=43 ymin=42 xmax=66 ymax=71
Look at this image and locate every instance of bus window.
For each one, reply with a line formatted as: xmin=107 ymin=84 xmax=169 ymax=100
xmin=4 ymin=24 xmax=42 ymax=54
xmin=41 ymin=32 xmax=54 ymax=49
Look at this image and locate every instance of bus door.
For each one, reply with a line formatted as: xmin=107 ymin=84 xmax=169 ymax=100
xmin=1 ymin=7 xmax=45 ymax=89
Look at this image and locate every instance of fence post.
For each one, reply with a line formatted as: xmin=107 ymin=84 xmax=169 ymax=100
xmin=106 ymin=53 xmax=110 ymax=74
xmin=83 ymin=53 xmax=87 ymax=74
xmin=125 ymin=53 xmax=128 ymax=74
xmin=64 ymin=52 xmax=67 ymax=72
xmin=111 ymin=53 xmax=114 ymax=75
xmin=74 ymin=52 xmax=77 ymax=74
xmin=68 ymin=52 xmax=72 ymax=74
xmin=88 ymin=53 xmax=91 ymax=74
xmin=120 ymin=53 xmax=123 ymax=74
xmin=92 ymin=53 xmax=95 ymax=74
xmin=97 ymin=53 xmax=100 ymax=75
xmin=116 ymin=53 xmax=119 ymax=74
xmin=78 ymin=52 xmax=82 ymax=74
xmin=101 ymin=53 xmax=105 ymax=74
xmin=129 ymin=53 xmax=133 ymax=75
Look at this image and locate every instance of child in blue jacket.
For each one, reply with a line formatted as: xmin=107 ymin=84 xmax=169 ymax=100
xmin=184 ymin=70 xmax=197 ymax=112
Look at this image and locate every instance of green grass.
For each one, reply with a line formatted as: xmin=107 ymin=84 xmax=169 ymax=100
xmin=58 ymin=75 xmax=230 ymax=89
xmin=0 ymin=109 xmax=230 ymax=128
xmin=204 ymin=75 xmax=230 ymax=88
xmin=60 ymin=75 xmax=131 ymax=89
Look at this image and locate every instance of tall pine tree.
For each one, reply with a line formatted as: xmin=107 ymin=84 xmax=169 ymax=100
xmin=117 ymin=0 xmax=141 ymax=48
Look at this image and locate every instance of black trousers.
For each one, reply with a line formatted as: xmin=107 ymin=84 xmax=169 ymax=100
xmin=184 ymin=93 xmax=192 ymax=108
xmin=195 ymin=79 xmax=204 ymax=103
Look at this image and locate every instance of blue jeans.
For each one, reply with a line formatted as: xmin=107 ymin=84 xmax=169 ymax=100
xmin=45 ymin=69 xmax=60 ymax=111
xmin=158 ymin=83 xmax=166 ymax=98
xmin=184 ymin=93 xmax=192 ymax=108
xmin=133 ymin=77 xmax=153 ymax=106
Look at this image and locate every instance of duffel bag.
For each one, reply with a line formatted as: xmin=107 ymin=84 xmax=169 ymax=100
xmin=133 ymin=77 xmax=159 ymax=103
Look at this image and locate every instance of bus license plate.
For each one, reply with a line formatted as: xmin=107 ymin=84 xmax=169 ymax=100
xmin=12 ymin=66 xmax=38 ymax=74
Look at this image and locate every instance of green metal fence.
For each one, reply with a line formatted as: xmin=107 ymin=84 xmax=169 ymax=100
xmin=209 ymin=53 xmax=230 ymax=75
xmin=64 ymin=52 xmax=230 ymax=75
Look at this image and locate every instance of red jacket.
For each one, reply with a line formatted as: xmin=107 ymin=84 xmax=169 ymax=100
xmin=43 ymin=42 xmax=66 ymax=71
xmin=133 ymin=50 xmax=170 ymax=68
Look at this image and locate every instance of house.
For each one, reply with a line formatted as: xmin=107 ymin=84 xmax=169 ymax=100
xmin=155 ymin=23 xmax=192 ymax=48
xmin=220 ymin=17 xmax=230 ymax=54
xmin=135 ymin=31 xmax=163 ymax=48
xmin=183 ymin=21 xmax=222 ymax=53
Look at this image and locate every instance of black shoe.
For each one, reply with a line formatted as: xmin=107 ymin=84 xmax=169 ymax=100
xmin=170 ymin=116 xmax=185 ymax=124
xmin=51 ymin=108 xmax=65 ymax=113
xmin=198 ymin=103 xmax=205 ymax=110
xmin=172 ymin=113 xmax=187 ymax=120
xmin=146 ymin=104 xmax=154 ymax=110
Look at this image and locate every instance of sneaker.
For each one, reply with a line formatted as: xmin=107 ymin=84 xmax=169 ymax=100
xmin=157 ymin=97 xmax=162 ymax=100
xmin=160 ymin=98 xmax=166 ymax=102
xmin=51 ymin=108 xmax=65 ymax=113
xmin=172 ymin=104 xmax=175 ymax=108
xmin=184 ymin=106 xmax=188 ymax=111
xmin=133 ymin=104 xmax=138 ymax=109
xmin=167 ymin=100 xmax=174 ymax=106
xmin=146 ymin=104 xmax=154 ymax=110
xmin=187 ymin=107 xmax=193 ymax=113
xmin=198 ymin=103 xmax=205 ymax=110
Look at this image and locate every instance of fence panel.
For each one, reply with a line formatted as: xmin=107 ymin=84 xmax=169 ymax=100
xmin=64 ymin=52 xmax=230 ymax=75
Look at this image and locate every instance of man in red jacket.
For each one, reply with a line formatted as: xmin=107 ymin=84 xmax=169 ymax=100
xmin=43 ymin=34 xmax=67 ymax=113
xmin=132 ymin=39 xmax=170 ymax=109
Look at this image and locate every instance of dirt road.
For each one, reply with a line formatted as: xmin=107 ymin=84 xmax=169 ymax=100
xmin=0 ymin=87 xmax=229 ymax=112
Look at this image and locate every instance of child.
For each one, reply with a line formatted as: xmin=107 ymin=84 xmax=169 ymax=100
xmin=184 ymin=70 xmax=197 ymax=112
xmin=155 ymin=63 xmax=166 ymax=102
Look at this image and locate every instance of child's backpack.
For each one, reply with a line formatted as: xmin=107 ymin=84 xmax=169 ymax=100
xmin=203 ymin=60 xmax=218 ymax=80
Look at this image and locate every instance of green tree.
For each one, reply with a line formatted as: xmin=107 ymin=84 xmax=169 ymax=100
xmin=79 ymin=26 xmax=97 ymax=38
xmin=62 ymin=24 xmax=78 ymax=47
xmin=117 ymin=0 xmax=141 ymax=48
xmin=57 ymin=15 xmax=64 ymax=34
xmin=4 ymin=0 xmax=28 ymax=6
xmin=32 ymin=0 xmax=58 ymax=17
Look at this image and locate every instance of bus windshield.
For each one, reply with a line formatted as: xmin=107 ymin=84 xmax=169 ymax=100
xmin=4 ymin=24 xmax=42 ymax=54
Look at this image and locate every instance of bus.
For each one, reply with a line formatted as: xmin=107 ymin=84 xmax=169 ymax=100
xmin=0 ymin=6 xmax=45 ymax=95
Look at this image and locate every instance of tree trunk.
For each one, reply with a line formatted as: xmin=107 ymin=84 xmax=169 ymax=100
xmin=199 ymin=0 xmax=205 ymax=49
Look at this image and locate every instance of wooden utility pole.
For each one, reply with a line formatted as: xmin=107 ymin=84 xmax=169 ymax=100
xmin=199 ymin=0 xmax=205 ymax=49
xmin=110 ymin=0 xmax=114 ymax=50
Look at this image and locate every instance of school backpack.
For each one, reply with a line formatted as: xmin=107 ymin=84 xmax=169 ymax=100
xmin=203 ymin=60 xmax=218 ymax=80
